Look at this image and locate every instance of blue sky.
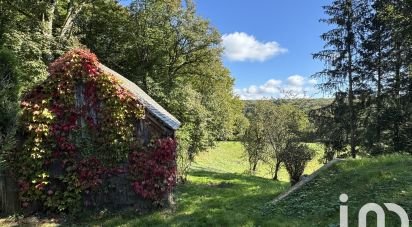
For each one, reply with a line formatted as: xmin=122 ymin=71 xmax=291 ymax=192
xmin=120 ymin=0 xmax=331 ymax=99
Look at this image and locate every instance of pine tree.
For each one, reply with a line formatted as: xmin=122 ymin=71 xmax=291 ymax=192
xmin=313 ymin=0 xmax=364 ymax=158
xmin=357 ymin=0 xmax=392 ymax=154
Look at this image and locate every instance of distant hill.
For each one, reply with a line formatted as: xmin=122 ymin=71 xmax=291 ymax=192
xmin=243 ymin=98 xmax=333 ymax=113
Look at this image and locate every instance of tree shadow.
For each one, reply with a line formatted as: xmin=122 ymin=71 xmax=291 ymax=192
xmin=71 ymin=170 xmax=291 ymax=226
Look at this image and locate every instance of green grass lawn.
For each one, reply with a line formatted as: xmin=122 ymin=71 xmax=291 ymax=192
xmin=265 ymin=154 xmax=412 ymax=226
xmin=73 ymin=144 xmax=411 ymax=226
xmin=192 ymin=141 xmax=324 ymax=181
xmin=68 ymin=141 xmax=323 ymax=226
xmin=2 ymin=142 xmax=411 ymax=226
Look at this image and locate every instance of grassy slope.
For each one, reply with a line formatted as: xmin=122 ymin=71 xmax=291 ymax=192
xmin=79 ymin=145 xmax=412 ymax=226
xmin=4 ymin=143 xmax=411 ymax=226
xmin=192 ymin=141 xmax=324 ymax=181
xmin=265 ymin=155 xmax=412 ymax=226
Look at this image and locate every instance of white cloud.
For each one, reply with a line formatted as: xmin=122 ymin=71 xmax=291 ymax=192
xmin=235 ymin=75 xmax=319 ymax=100
xmin=222 ymin=32 xmax=287 ymax=62
xmin=259 ymin=79 xmax=282 ymax=94
xmin=287 ymin=75 xmax=305 ymax=87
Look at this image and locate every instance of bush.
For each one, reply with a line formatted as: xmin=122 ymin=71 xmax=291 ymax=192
xmin=279 ymin=143 xmax=315 ymax=185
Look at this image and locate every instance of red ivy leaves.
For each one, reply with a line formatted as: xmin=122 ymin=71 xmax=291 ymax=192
xmin=129 ymin=138 xmax=177 ymax=201
xmin=77 ymin=157 xmax=105 ymax=190
xmin=16 ymin=48 xmax=161 ymax=213
xmin=48 ymin=49 xmax=99 ymax=78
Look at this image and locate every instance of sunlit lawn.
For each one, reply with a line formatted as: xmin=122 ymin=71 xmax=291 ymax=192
xmin=192 ymin=141 xmax=324 ymax=181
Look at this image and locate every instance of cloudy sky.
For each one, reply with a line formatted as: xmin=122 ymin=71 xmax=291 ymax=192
xmin=120 ymin=0 xmax=332 ymax=99
xmin=195 ymin=0 xmax=332 ymax=99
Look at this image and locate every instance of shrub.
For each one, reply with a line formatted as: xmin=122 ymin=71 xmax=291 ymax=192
xmin=279 ymin=143 xmax=315 ymax=185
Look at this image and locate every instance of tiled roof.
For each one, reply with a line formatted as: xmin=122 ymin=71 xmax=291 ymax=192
xmin=100 ymin=64 xmax=181 ymax=130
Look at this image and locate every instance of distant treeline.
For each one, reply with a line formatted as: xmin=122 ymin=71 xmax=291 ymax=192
xmin=243 ymin=98 xmax=334 ymax=114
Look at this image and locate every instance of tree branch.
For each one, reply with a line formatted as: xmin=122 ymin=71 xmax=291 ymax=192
xmin=4 ymin=0 xmax=36 ymax=20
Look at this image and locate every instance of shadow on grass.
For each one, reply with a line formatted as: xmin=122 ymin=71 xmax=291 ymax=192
xmin=71 ymin=170 xmax=292 ymax=227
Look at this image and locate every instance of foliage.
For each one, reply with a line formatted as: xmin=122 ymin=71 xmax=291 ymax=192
xmin=279 ymin=143 xmax=315 ymax=185
xmin=0 ymin=48 xmax=20 ymax=170
xmin=313 ymin=0 xmax=412 ymax=158
xmin=12 ymin=49 xmax=176 ymax=213
xmin=175 ymin=125 xmax=193 ymax=183
xmin=77 ymin=0 xmax=248 ymax=179
xmin=191 ymin=141 xmax=324 ymax=182
xmin=264 ymin=103 xmax=310 ymax=180
xmin=243 ymin=101 xmax=311 ymax=180
xmin=310 ymin=93 xmax=352 ymax=162
xmin=0 ymin=0 xmax=90 ymax=91
xmin=313 ymin=0 xmax=367 ymax=158
xmin=244 ymin=99 xmax=334 ymax=115
xmin=242 ymin=102 xmax=266 ymax=173
xmin=129 ymin=138 xmax=177 ymax=202
xmin=1 ymin=0 xmax=247 ymax=184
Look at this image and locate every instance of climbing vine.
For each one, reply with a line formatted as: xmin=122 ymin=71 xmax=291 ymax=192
xmin=129 ymin=138 xmax=177 ymax=201
xmin=13 ymin=49 xmax=176 ymax=213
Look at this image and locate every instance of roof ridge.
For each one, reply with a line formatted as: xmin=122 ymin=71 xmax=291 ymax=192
xmin=99 ymin=64 xmax=181 ymax=130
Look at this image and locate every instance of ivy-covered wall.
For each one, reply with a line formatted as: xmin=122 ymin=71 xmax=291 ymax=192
xmin=9 ymin=49 xmax=177 ymax=213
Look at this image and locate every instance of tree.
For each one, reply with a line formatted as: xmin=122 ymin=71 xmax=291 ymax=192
xmin=378 ymin=0 xmax=412 ymax=153
xmin=310 ymin=93 xmax=351 ymax=162
xmin=0 ymin=0 xmax=248 ymax=182
xmin=313 ymin=0 xmax=412 ymax=157
xmin=0 ymin=48 xmax=20 ymax=169
xmin=242 ymin=101 xmax=310 ymax=180
xmin=78 ymin=0 xmax=248 ymax=179
xmin=355 ymin=0 xmax=411 ymax=154
xmin=279 ymin=143 xmax=315 ymax=185
xmin=242 ymin=103 xmax=265 ymax=173
xmin=264 ymin=103 xmax=310 ymax=180
xmin=0 ymin=0 xmax=91 ymax=90
xmin=313 ymin=0 xmax=366 ymax=158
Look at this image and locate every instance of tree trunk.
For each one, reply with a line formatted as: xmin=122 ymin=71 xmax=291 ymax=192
xmin=59 ymin=0 xmax=85 ymax=40
xmin=252 ymin=162 xmax=257 ymax=172
xmin=376 ymin=35 xmax=382 ymax=145
xmin=393 ymin=41 xmax=402 ymax=151
xmin=272 ymin=160 xmax=281 ymax=181
xmin=346 ymin=0 xmax=356 ymax=158
xmin=43 ymin=0 xmax=57 ymax=37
